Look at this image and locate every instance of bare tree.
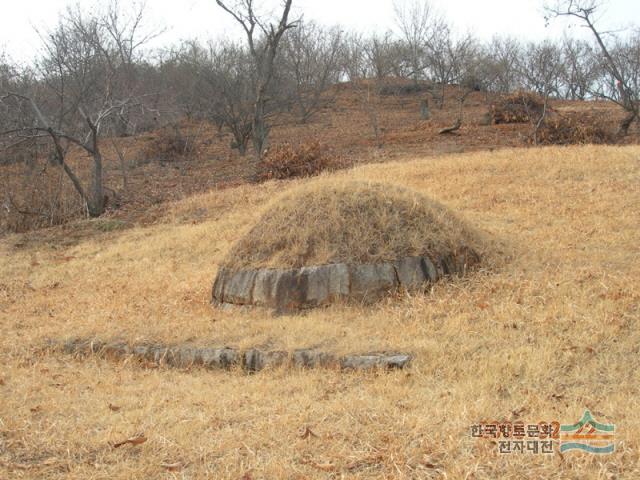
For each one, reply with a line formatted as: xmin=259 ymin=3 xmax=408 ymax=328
xmin=513 ymin=41 xmax=563 ymax=144
xmin=215 ymin=0 xmax=297 ymax=159
xmin=363 ymin=32 xmax=403 ymax=81
xmin=559 ymin=36 xmax=599 ymax=100
xmin=517 ymin=40 xmax=564 ymax=97
xmin=195 ymin=41 xmax=257 ymax=156
xmin=280 ymin=21 xmax=343 ymax=123
xmin=425 ymin=26 xmax=476 ymax=107
xmin=339 ymin=32 xmax=369 ymax=81
xmin=0 ymin=52 xmax=16 ymax=138
xmin=545 ymin=0 xmax=639 ymax=136
xmin=481 ymin=36 xmax=523 ymax=94
xmin=0 ymin=52 xmax=14 ymax=94
xmin=393 ymin=0 xmax=443 ymax=83
xmin=612 ymin=31 xmax=640 ymax=108
xmin=0 ymin=2 xmax=154 ymax=217
xmin=97 ymin=0 xmax=164 ymax=136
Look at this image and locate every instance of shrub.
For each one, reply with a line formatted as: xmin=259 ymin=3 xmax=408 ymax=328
xmin=257 ymin=140 xmax=349 ymax=181
xmin=141 ymin=123 xmax=200 ymax=162
xmin=530 ymin=114 xmax=616 ymax=145
xmin=491 ymin=91 xmax=545 ymax=124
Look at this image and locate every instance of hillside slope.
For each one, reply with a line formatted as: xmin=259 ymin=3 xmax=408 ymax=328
xmin=3 ymin=84 xmax=636 ymax=232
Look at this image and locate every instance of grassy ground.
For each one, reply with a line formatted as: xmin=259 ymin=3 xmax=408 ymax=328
xmin=1 ymin=145 xmax=639 ymax=478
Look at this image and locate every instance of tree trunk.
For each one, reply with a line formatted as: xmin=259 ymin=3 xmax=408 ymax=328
xmin=252 ymin=98 xmax=269 ymax=159
xmin=88 ymin=151 xmax=104 ymax=217
xmin=420 ymin=99 xmax=430 ymax=120
xmin=617 ymin=110 xmax=637 ymax=138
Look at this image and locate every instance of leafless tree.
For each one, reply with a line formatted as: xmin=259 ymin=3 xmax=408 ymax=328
xmin=0 ymin=2 xmax=155 ymax=217
xmin=559 ymin=36 xmax=599 ymax=100
xmin=0 ymin=52 xmax=14 ymax=93
xmin=280 ymin=21 xmax=343 ymax=123
xmin=154 ymin=42 xmax=206 ymax=121
xmin=98 ymin=0 xmax=164 ymax=135
xmin=339 ymin=32 xmax=369 ymax=81
xmin=513 ymin=41 xmax=563 ymax=144
xmin=215 ymin=0 xmax=297 ymax=159
xmin=425 ymin=26 xmax=477 ymax=107
xmin=195 ymin=41 xmax=257 ymax=155
xmin=363 ymin=32 xmax=405 ymax=81
xmin=393 ymin=0 xmax=444 ymax=83
xmin=517 ymin=40 xmax=564 ymax=97
xmin=481 ymin=36 xmax=522 ymax=93
xmin=612 ymin=31 xmax=640 ymax=107
xmin=545 ymin=0 xmax=638 ymax=135
xmin=0 ymin=53 xmax=16 ymax=137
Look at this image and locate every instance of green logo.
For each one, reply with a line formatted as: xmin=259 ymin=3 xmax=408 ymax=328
xmin=560 ymin=410 xmax=615 ymax=454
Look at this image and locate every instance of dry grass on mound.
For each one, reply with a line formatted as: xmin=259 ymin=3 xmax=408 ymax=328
xmin=223 ymin=180 xmax=487 ymax=270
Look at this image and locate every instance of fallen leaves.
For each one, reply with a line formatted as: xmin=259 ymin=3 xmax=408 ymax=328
xmin=112 ymin=432 xmax=147 ymax=448
xmin=108 ymin=403 xmax=121 ymax=412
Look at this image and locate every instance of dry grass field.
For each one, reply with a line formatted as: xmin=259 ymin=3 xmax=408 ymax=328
xmin=1 ymin=145 xmax=639 ymax=478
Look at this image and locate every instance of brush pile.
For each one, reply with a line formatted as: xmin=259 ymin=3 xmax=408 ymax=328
xmin=491 ymin=91 xmax=546 ymax=124
xmin=531 ymin=113 xmax=616 ymax=145
xmin=257 ymin=140 xmax=348 ymax=181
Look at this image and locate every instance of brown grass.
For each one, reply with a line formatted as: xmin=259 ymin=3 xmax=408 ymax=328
xmin=1 ymin=145 xmax=639 ymax=478
xmin=223 ymin=179 xmax=488 ymax=270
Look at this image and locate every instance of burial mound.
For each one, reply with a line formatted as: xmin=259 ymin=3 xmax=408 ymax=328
xmin=213 ymin=180 xmax=484 ymax=311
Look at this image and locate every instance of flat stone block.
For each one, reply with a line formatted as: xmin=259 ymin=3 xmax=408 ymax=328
xmin=394 ymin=256 xmax=428 ymax=290
xmin=349 ymin=263 xmax=398 ymax=301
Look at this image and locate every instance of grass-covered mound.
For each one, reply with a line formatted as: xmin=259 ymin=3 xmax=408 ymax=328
xmin=222 ymin=180 xmax=485 ymax=270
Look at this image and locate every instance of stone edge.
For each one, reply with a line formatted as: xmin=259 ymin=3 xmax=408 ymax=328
xmin=47 ymin=338 xmax=412 ymax=373
xmin=213 ymin=249 xmax=480 ymax=311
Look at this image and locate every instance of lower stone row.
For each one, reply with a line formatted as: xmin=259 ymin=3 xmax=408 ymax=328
xmin=53 ymin=338 xmax=412 ymax=372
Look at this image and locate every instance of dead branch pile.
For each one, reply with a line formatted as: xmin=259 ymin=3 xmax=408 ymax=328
xmin=491 ymin=91 xmax=545 ymax=124
xmin=530 ymin=113 xmax=616 ymax=145
xmin=257 ymin=140 xmax=349 ymax=181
